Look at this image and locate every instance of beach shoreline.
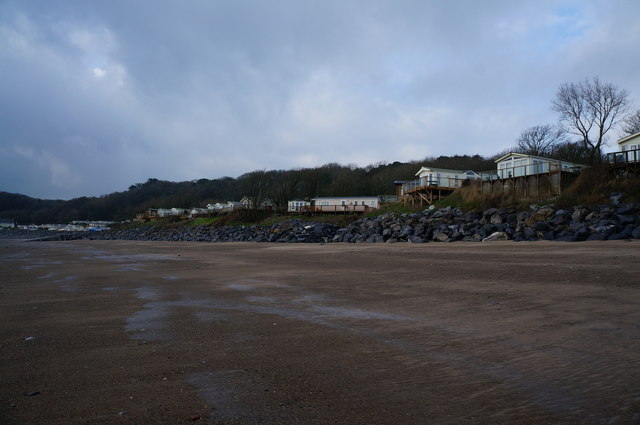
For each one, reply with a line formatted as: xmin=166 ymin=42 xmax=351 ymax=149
xmin=1 ymin=239 xmax=639 ymax=424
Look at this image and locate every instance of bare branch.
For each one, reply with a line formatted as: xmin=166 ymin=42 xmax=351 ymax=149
xmin=622 ymin=109 xmax=640 ymax=136
xmin=552 ymin=77 xmax=630 ymax=164
xmin=514 ymin=124 xmax=566 ymax=156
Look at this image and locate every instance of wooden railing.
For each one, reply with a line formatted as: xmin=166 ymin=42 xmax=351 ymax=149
xmin=479 ymin=160 xmax=584 ymax=181
xmin=401 ymin=177 xmax=470 ymax=194
xmin=607 ymin=148 xmax=640 ymax=164
xmin=301 ymin=205 xmax=374 ymax=213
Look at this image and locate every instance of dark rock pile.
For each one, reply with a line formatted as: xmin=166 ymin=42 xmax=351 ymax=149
xmin=0 ymin=229 xmax=85 ymax=241
xmin=3 ymin=194 xmax=639 ymax=243
xmin=331 ymin=200 xmax=640 ymax=243
xmin=86 ymin=220 xmax=338 ymax=243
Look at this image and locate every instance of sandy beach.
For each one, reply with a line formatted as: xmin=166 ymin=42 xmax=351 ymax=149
xmin=1 ymin=239 xmax=639 ymax=424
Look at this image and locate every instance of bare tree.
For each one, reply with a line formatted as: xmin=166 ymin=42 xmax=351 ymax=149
xmin=622 ymin=109 xmax=640 ymax=136
xmin=238 ymin=169 xmax=271 ymax=211
xmin=552 ymin=77 xmax=631 ymax=164
xmin=514 ymin=124 xmax=566 ymax=157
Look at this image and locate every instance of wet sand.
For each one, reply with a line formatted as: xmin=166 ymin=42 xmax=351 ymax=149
xmin=1 ymin=239 xmax=639 ymax=424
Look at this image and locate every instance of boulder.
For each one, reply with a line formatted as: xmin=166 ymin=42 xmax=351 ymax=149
xmin=434 ymin=231 xmax=450 ymax=242
xmin=482 ymin=231 xmax=509 ymax=242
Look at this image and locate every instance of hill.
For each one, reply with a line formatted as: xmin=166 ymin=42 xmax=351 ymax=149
xmin=0 ymin=155 xmax=496 ymax=224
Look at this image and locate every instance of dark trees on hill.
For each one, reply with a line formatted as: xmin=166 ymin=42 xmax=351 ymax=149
xmin=1 ymin=154 xmax=496 ymax=224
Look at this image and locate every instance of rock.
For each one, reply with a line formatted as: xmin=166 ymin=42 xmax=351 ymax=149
xmin=489 ymin=213 xmax=504 ymax=224
xmin=616 ymin=215 xmax=635 ymax=225
xmin=525 ymin=208 xmax=554 ymax=226
xmin=483 ymin=208 xmax=499 ymax=218
xmin=572 ymin=207 xmax=588 ymax=221
xmin=482 ymin=231 xmax=509 ymax=242
xmin=610 ymin=192 xmax=624 ymax=205
xmin=523 ymin=228 xmax=538 ymax=241
xmin=574 ymin=228 xmax=591 ymax=241
xmin=556 ymin=235 xmax=577 ymax=242
xmin=434 ymin=231 xmax=449 ymax=242
xmin=532 ymin=221 xmax=550 ymax=232
xmin=608 ymin=233 xmax=630 ymax=241
xmin=366 ymin=234 xmax=385 ymax=243
xmin=616 ymin=205 xmax=636 ymax=215
xmin=517 ymin=211 xmax=531 ymax=223
xmin=401 ymin=226 xmax=414 ymax=236
xmin=549 ymin=214 xmax=569 ymax=226
xmin=407 ymin=235 xmax=426 ymax=243
xmin=465 ymin=211 xmax=482 ymax=221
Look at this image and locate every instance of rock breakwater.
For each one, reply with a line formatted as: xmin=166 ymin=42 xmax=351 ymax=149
xmin=3 ymin=195 xmax=639 ymax=243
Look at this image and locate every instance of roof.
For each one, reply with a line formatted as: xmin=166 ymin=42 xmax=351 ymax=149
xmin=494 ymin=152 xmax=554 ymax=163
xmin=312 ymin=196 xmax=379 ymax=200
xmin=414 ymin=166 xmax=468 ymax=176
xmin=617 ymin=131 xmax=640 ymax=145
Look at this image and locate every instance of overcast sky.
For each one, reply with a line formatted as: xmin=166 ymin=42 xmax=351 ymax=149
xmin=1 ymin=0 xmax=639 ymax=199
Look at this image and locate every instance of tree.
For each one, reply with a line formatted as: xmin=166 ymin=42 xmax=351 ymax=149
xmin=238 ymin=170 xmax=271 ymax=211
xmin=514 ymin=124 xmax=566 ymax=157
xmin=549 ymin=141 xmax=591 ymax=164
xmin=622 ymin=109 xmax=640 ymax=136
xmin=552 ymin=77 xmax=631 ymax=164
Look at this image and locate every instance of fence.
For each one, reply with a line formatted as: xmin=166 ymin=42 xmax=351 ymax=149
xmin=607 ymin=148 xmax=640 ymax=165
xmin=301 ymin=205 xmax=374 ymax=213
xmin=401 ymin=176 xmax=472 ymax=194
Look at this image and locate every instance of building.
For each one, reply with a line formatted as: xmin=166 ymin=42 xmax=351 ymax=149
xmin=414 ymin=167 xmax=479 ymax=188
xmin=240 ymin=196 xmax=275 ymax=211
xmin=618 ymin=131 xmax=640 ymax=152
xmin=287 ymin=199 xmax=311 ymax=212
xmin=610 ymin=131 xmax=640 ymax=163
xmin=399 ymin=167 xmax=479 ymax=206
xmin=0 ymin=218 xmax=15 ymax=228
xmin=226 ymin=201 xmax=244 ymax=211
xmin=478 ymin=153 xmax=585 ymax=198
xmin=311 ymin=196 xmax=380 ymax=213
xmin=189 ymin=208 xmax=209 ymax=217
xmin=206 ymin=202 xmax=229 ymax=212
xmin=494 ymin=153 xmax=584 ymax=179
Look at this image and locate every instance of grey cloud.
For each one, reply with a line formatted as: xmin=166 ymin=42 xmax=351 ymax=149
xmin=1 ymin=0 xmax=638 ymax=199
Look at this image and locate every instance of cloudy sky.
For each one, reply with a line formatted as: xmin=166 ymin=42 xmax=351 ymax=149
xmin=1 ymin=0 xmax=639 ymax=199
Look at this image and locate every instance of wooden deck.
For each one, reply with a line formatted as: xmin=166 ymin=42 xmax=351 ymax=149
xmin=299 ymin=205 xmax=374 ymax=214
xmin=478 ymin=169 xmax=576 ymax=198
xmin=402 ymin=185 xmax=459 ymax=206
xmin=607 ymin=149 xmax=640 ymax=176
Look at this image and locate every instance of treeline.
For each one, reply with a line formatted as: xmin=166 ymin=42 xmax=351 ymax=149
xmin=1 ymin=154 xmax=496 ymax=224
